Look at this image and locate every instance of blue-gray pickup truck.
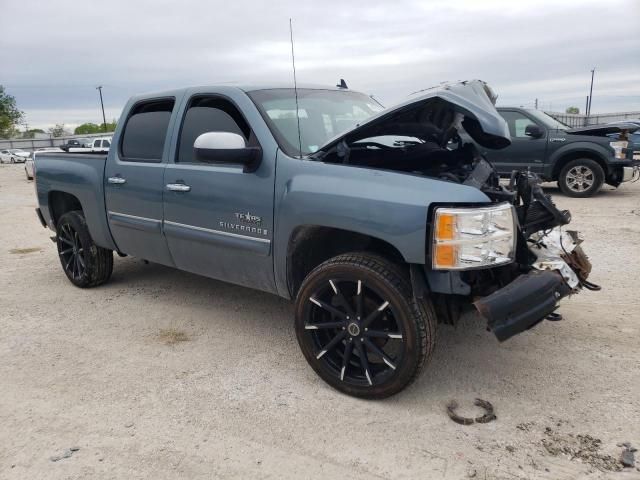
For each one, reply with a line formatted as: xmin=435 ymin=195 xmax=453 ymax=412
xmin=33 ymin=80 xmax=597 ymax=398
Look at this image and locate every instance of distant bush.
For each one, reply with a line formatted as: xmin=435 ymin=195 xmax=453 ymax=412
xmin=75 ymin=120 xmax=117 ymax=134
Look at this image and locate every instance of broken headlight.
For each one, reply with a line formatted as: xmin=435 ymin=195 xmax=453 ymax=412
xmin=432 ymin=202 xmax=516 ymax=270
xmin=609 ymin=140 xmax=628 ymax=160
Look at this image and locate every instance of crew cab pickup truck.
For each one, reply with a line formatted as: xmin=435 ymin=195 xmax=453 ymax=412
xmin=33 ymin=80 xmax=596 ymax=398
xmin=485 ymin=107 xmax=638 ymax=197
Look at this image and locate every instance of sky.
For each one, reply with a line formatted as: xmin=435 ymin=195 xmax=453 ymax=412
xmin=1 ymin=0 xmax=639 ymax=131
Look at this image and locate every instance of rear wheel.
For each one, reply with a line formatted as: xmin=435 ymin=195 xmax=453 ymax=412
xmin=558 ymin=158 xmax=604 ymax=198
xmin=295 ymin=253 xmax=436 ymax=399
xmin=56 ymin=210 xmax=113 ymax=288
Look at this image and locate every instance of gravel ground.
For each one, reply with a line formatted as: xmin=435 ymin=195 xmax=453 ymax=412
xmin=1 ymin=163 xmax=639 ymax=479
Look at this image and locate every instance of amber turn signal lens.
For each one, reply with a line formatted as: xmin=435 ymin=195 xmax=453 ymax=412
xmin=436 ymin=213 xmax=455 ymax=241
xmin=434 ymin=244 xmax=456 ymax=268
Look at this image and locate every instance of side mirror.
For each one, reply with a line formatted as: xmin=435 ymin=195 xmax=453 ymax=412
xmin=524 ymin=124 xmax=544 ymax=138
xmin=194 ymin=132 xmax=262 ymax=172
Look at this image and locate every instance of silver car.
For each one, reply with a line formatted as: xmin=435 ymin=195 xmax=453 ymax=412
xmin=1 ymin=149 xmax=29 ymax=163
xmin=11 ymin=149 xmax=29 ymax=163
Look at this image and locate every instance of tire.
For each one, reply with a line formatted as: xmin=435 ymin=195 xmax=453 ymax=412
xmin=558 ymin=158 xmax=604 ymax=198
xmin=10 ymin=157 xmax=15 ymax=164
xmin=56 ymin=210 xmax=113 ymax=288
xmin=295 ymin=253 xmax=436 ymax=399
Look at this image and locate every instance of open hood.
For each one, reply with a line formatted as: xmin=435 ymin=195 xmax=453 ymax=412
xmin=567 ymin=122 xmax=640 ymax=136
xmin=316 ymin=80 xmax=511 ymax=153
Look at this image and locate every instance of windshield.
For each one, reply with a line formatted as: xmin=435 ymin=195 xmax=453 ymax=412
xmin=248 ymin=88 xmax=384 ymax=157
xmin=526 ymin=109 xmax=569 ymax=130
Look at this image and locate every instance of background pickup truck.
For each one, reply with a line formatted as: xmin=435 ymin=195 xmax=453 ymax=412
xmin=33 ymin=80 xmax=595 ymax=398
xmin=484 ymin=107 xmax=638 ymax=197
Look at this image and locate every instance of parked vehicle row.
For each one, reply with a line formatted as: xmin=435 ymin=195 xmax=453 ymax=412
xmin=33 ymin=80 xmax=598 ymax=398
xmin=60 ymin=136 xmax=112 ymax=153
xmin=3 ymin=136 xmax=113 ymax=174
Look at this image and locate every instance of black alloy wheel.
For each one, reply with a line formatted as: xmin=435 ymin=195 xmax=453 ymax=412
xmin=58 ymin=220 xmax=86 ymax=282
xmin=295 ymin=253 xmax=435 ymax=399
xmin=56 ymin=210 xmax=113 ymax=288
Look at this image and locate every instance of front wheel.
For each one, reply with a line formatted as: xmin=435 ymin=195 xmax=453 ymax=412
xmin=10 ymin=157 xmax=15 ymax=164
xmin=56 ymin=210 xmax=113 ymax=287
xmin=558 ymin=158 xmax=604 ymax=198
xmin=295 ymin=253 xmax=436 ymax=399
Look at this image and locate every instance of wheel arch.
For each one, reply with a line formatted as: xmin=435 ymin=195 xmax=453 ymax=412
xmin=551 ymin=149 xmax=608 ymax=180
xmin=48 ymin=190 xmax=84 ymax=227
xmin=286 ymin=225 xmax=407 ymax=298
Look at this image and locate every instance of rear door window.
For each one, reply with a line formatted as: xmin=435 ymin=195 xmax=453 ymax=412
xmin=121 ymin=98 xmax=175 ymax=162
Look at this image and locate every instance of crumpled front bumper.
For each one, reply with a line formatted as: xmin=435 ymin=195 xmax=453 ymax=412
xmin=474 ymin=226 xmax=591 ymax=342
xmin=474 ymin=270 xmax=571 ymax=341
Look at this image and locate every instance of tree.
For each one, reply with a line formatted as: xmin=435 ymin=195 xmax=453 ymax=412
xmin=22 ymin=129 xmax=45 ymax=139
xmin=74 ymin=119 xmax=117 ymax=134
xmin=0 ymin=85 xmax=24 ymax=139
xmin=49 ymin=124 xmax=68 ymax=137
xmin=74 ymin=122 xmax=101 ymax=134
xmin=566 ymin=106 xmax=580 ymax=114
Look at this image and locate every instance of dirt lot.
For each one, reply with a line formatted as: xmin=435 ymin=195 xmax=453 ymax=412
xmin=0 ymin=163 xmax=638 ymax=479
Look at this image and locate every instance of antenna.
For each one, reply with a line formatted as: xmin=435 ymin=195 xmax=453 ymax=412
xmin=369 ymin=94 xmax=384 ymax=108
xmin=289 ymin=18 xmax=303 ymax=158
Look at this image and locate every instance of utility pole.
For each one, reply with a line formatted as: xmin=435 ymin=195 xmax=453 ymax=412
xmin=534 ymin=98 xmax=538 ymax=109
xmin=96 ymin=86 xmax=107 ymax=132
xmin=587 ymin=68 xmax=595 ymax=117
xmin=584 ymin=96 xmax=589 ymax=125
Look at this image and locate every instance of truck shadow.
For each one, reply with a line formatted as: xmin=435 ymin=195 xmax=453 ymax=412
xmin=105 ymin=257 xmax=563 ymax=405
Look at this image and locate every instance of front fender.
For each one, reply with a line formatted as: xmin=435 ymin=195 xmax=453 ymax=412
xmin=272 ymin=152 xmax=491 ymax=297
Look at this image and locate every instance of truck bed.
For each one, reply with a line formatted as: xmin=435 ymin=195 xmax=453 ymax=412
xmin=34 ymin=152 xmax=116 ymax=251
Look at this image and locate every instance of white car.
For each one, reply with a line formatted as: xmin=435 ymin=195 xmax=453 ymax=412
xmin=0 ymin=149 xmax=29 ymax=163
xmin=25 ymin=147 xmax=63 ymax=180
xmin=90 ymin=136 xmax=112 ymax=153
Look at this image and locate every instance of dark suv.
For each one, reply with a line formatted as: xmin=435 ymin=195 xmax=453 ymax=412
xmin=59 ymin=138 xmax=90 ymax=152
xmin=482 ymin=108 xmax=637 ymax=197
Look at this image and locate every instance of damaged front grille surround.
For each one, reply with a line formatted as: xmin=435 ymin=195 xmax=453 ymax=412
xmin=472 ymin=170 xmax=599 ymax=341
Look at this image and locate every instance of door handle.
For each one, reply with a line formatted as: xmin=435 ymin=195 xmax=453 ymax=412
xmin=107 ymin=176 xmax=126 ymax=184
xmin=166 ymin=183 xmax=191 ymax=192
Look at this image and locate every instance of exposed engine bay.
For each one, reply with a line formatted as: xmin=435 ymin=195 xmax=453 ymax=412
xmin=315 ymin=94 xmax=599 ymax=341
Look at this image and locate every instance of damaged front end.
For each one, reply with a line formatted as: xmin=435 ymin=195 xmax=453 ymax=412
xmin=312 ymin=79 xmax=598 ymax=341
xmin=473 ymin=171 xmax=599 ymax=341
